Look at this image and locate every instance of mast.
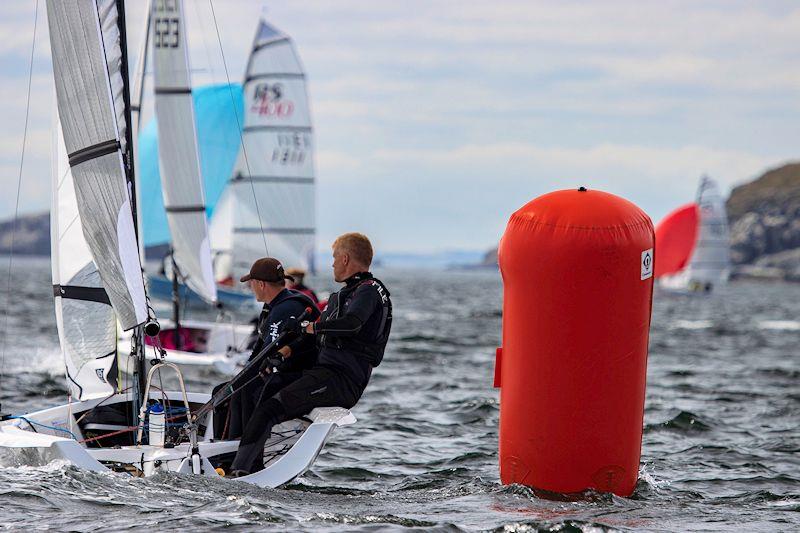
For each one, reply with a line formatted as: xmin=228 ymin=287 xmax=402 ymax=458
xmin=117 ymin=0 xmax=148 ymax=412
xmin=131 ymin=0 xmax=152 ymax=263
xmin=171 ymin=250 xmax=182 ymax=350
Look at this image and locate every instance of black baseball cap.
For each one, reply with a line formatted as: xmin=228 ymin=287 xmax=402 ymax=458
xmin=240 ymin=258 xmax=295 ymax=283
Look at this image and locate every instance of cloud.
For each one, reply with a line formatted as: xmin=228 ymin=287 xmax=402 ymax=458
xmin=312 ymin=140 xmax=781 ymax=251
xmin=0 ymin=0 xmax=798 ymax=254
xmin=369 ymin=142 xmax=769 ymax=188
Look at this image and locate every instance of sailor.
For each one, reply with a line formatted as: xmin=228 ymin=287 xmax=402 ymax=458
xmin=228 ymin=232 xmax=392 ymax=476
xmin=213 ymin=257 xmax=319 ymax=440
xmin=285 ymin=267 xmax=320 ymax=306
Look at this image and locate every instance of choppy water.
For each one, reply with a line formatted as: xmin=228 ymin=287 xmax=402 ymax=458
xmin=0 ymin=256 xmax=797 ymax=531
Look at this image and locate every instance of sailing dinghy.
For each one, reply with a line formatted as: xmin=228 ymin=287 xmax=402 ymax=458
xmin=118 ymin=0 xmax=254 ymax=375
xmin=654 ymin=176 xmax=731 ymax=293
xmin=0 ymin=0 xmax=354 ymax=487
xmin=141 ymin=16 xmax=320 ymax=305
xmin=135 ymin=1 xmax=255 ymax=311
xmin=209 ymin=18 xmax=317 ymax=284
xmin=120 ymin=12 xmax=321 ymax=376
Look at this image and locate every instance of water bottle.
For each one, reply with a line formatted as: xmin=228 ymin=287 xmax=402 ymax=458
xmin=149 ymin=403 xmax=165 ymax=447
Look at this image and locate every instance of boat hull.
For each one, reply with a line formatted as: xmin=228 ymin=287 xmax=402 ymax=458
xmin=118 ymin=318 xmax=253 ymax=375
xmin=146 ymin=274 xmax=257 ymax=309
xmin=0 ymin=391 xmax=355 ymax=488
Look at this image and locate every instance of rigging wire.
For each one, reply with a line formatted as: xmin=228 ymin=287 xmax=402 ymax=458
xmin=191 ymin=0 xmax=217 ymax=86
xmin=0 ymin=0 xmax=39 ymax=403
xmin=208 ymin=0 xmax=269 ymax=255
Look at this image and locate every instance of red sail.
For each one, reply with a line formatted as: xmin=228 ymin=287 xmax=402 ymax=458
xmin=654 ymin=203 xmax=699 ymax=277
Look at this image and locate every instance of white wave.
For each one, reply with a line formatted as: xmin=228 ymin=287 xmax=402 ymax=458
xmin=758 ymin=320 xmax=800 ymax=331
xmin=401 ymin=311 xmax=437 ymax=321
xmin=671 ymin=319 xmax=713 ymax=330
xmin=2 ymin=345 xmax=63 ymax=376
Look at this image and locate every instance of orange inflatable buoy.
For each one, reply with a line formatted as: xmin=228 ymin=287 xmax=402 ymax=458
xmin=496 ymin=187 xmax=654 ymax=497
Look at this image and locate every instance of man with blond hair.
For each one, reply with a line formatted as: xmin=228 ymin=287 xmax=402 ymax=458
xmin=229 ymin=232 xmax=393 ymax=476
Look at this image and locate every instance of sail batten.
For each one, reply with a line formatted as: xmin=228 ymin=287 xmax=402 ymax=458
xmin=151 ymin=0 xmax=217 ymax=303
xmin=47 ymin=0 xmax=147 ymax=330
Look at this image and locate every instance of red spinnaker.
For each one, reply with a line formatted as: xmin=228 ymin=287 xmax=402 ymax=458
xmin=654 ymin=203 xmax=699 ymax=278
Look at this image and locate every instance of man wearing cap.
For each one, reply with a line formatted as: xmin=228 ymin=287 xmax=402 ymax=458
xmin=228 ymin=232 xmax=392 ymax=476
xmin=285 ymin=267 xmax=320 ymax=306
xmin=213 ymin=258 xmax=320 ymax=440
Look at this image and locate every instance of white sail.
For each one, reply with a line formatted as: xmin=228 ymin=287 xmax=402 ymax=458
xmin=151 ymin=0 xmax=217 ymax=302
xmin=46 ymin=0 xmax=147 ymax=330
xmin=685 ymin=176 xmax=731 ymax=288
xmin=52 ymin=119 xmax=119 ymax=401
xmin=211 ymin=19 xmax=316 ymax=281
xmin=208 ymin=188 xmax=235 ymax=283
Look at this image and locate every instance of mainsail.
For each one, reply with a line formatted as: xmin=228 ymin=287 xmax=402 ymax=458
xmin=686 ymin=176 xmax=731 ymax=285
xmin=52 ymin=119 xmax=119 ymax=401
xmin=654 ymin=176 xmax=731 ymax=291
xmin=138 ymin=84 xmax=244 ymax=249
xmin=47 ymin=0 xmax=147 ymax=330
xmin=210 ymin=20 xmax=316 ymax=281
xmin=151 ymin=0 xmax=217 ymax=302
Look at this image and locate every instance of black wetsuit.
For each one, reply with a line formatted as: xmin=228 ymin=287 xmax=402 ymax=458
xmin=213 ymin=289 xmax=319 ymax=439
xmin=230 ymin=272 xmax=392 ymax=473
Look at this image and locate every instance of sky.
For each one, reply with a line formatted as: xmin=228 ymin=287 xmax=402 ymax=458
xmin=1 ymin=0 xmax=799 ymax=253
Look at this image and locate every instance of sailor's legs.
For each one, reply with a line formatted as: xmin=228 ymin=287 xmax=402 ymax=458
xmin=230 ymin=367 xmax=362 ymax=474
xmin=214 ymin=371 xmax=304 ymax=440
xmin=230 ymin=398 xmax=287 ymax=473
xmin=276 ymin=366 xmax=361 ymax=419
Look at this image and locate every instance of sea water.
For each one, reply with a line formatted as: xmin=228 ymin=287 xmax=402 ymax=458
xmin=0 ymin=256 xmax=797 ymax=531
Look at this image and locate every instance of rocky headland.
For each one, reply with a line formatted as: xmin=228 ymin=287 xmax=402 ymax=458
xmin=727 ymin=162 xmax=800 ymax=281
xmin=0 ymin=211 xmax=49 ymax=256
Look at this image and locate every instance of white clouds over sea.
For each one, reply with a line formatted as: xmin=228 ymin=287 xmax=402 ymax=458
xmin=0 ymin=0 xmax=798 ymax=251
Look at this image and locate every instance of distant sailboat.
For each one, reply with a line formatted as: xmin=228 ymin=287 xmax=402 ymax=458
xmin=655 ymin=176 xmax=731 ymax=293
xmin=119 ymin=0 xmax=253 ymax=373
xmin=149 ymin=0 xmax=217 ymax=304
xmin=140 ymin=17 xmax=318 ymax=304
xmin=210 ymin=18 xmax=317 ymax=283
xmin=135 ymin=1 xmax=253 ymax=309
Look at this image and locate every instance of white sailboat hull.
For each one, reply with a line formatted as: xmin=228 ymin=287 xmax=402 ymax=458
xmin=657 ymin=269 xmax=730 ymax=295
xmin=117 ymin=319 xmax=254 ymax=375
xmin=0 ymin=391 xmax=355 ymax=488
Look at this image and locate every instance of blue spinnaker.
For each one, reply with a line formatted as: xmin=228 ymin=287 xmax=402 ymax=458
xmin=139 ymin=83 xmax=244 ymax=247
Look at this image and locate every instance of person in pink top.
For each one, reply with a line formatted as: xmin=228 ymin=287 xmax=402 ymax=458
xmin=285 ymin=267 xmax=320 ymax=306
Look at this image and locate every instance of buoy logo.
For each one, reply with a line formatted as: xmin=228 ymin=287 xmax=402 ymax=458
xmin=641 ymin=248 xmax=653 ymax=280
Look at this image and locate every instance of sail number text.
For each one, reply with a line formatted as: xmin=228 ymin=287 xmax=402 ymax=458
xmin=154 ymin=18 xmax=180 ymax=49
xmin=273 ymin=133 xmax=310 ymax=165
xmin=252 ymin=83 xmax=294 ymax=117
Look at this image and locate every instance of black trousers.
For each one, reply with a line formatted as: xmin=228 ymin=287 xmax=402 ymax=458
xmin=229 ymin=366 xmax=363 ymax=474
xmin=213 ymin=371 xmax=303 ymax=440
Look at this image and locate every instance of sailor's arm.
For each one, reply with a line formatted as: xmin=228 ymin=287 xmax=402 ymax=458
xmin=304 ymin=285 xmax=380 ymax=337
xmin=306 ymin=314 xmax=364 ymax=336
